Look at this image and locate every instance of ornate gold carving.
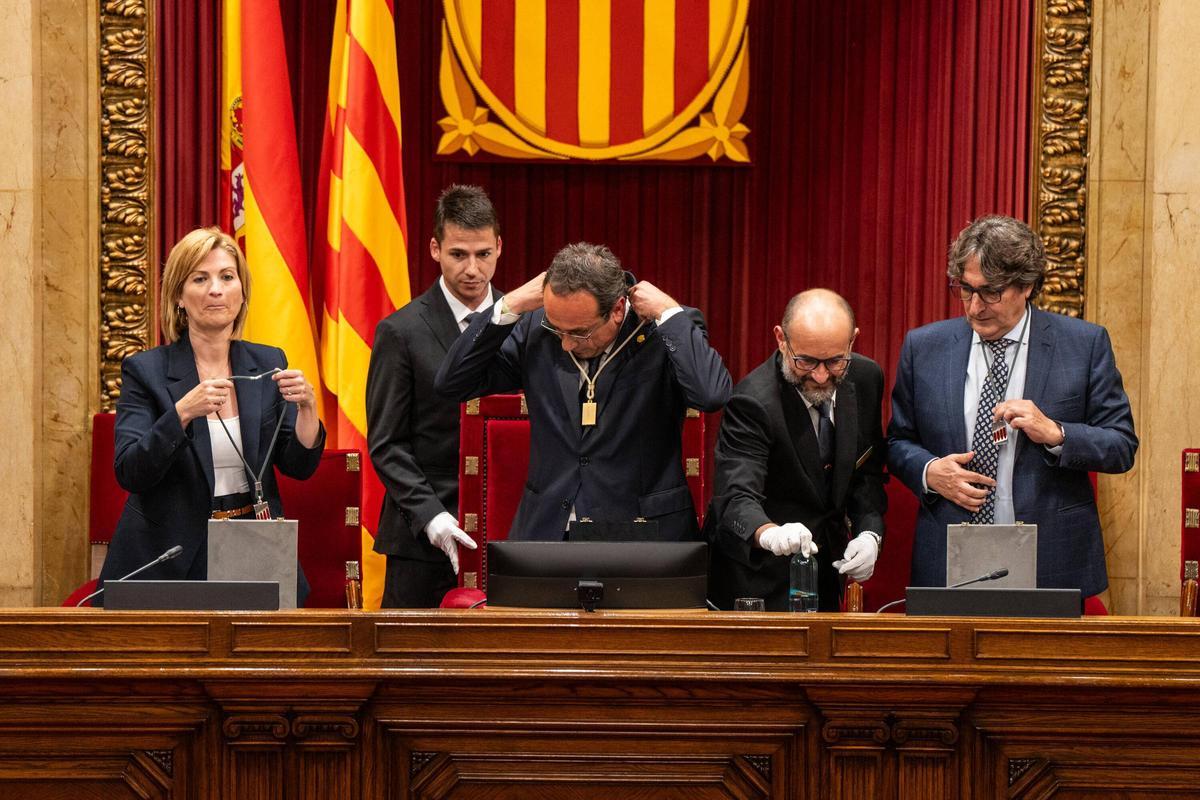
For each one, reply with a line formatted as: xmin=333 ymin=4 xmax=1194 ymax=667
xmin=99 ymin=0 xmax=154 ymax=411
xmin=345 ymin=507 xmax=361 ymax=527
xmin=345 ymin=452 xmax=361 ymax=472
xmin=1032 ymin=0 xmax=1092 ymax=318
xmin=465 ymin=398 xmax=480 ymax=415
xmin=464 ymin=456 xmax=479 ymax=476
xmin=1185 ymin=452 xmax=1199 ymax=473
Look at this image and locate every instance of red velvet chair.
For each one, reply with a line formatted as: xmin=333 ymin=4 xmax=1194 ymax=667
xmin=455 ymin=394 xmax=706 ymax=592
xmin=72 ymin=413 xmax=362 ymax=608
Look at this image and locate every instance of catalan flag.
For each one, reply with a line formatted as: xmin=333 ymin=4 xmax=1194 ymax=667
xmin=220 ymin=0 xmax=324 ymax=417
xmin=315 ymin=0 xmax=411 ymax=608
xmin=438 ymin=0 xmax=749 ymax=161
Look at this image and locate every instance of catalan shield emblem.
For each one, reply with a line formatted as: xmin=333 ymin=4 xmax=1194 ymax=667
xmin=438 ymin=0 xmax=751 ymax=163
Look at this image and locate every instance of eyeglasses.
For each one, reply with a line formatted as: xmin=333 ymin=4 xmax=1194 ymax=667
xmin=783 ymin=335 xmax=853 ymax=374
xmin=540 ymin=316 xmax=608 ymax=342
xmin=950 ymin=280 xmax=1009 ymax=305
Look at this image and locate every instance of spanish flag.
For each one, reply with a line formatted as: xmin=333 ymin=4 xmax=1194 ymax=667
xmin=220 ymin=0 xmax=324 ymax=418
xmin=314 ymin=0 xmax=411 ymax=608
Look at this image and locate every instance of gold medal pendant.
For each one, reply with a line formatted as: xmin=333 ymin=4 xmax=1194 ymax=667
xmin=582 ymin=401 xmax=597 ymax=426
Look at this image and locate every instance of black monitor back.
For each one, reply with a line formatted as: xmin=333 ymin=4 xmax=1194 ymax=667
xmin=906 ymin=587 xmax=1081 ymax=618
xmin=487 ymin=541 xmax=707 ymax=609
xmin=103 ymin=580 xmax=280 ymax=611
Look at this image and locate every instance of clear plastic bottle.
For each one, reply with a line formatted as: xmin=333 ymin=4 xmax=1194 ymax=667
xmin=789 ymin=552 xmax=819 ymax=612
xmin=345 ymin=561 xmax=363 ymax=610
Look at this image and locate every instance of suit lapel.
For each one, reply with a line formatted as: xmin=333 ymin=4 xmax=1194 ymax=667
xmin=777 ymin=363 xmax=827 ymax=504
xmin=830 ymin=378 xmax=857 ymax=504
xmin=230 ymin=340 xmax=268 ymax=491
xmin=418 ymin=281 xmax=461 ymax=354
xmin=165 ymin=335 xmax=215 ymax=498
xmin=945 ymin=321 xmax=972 ymax=452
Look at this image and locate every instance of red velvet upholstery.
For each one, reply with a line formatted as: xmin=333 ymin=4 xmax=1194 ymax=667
xmin=89 ymin=413 xmax=127 ymax=547
xmin=276 ymin=450 xmax=363 ymax=608
xmin=1183 ymin=449 xmax=1200 ymax=579
xmin=62 ymin=579 xmax=99 ymax=608
xmin=456 ymin=395 xmax=706 ymax=591
xmin=84 ymin=413 xmax=362 ymax=609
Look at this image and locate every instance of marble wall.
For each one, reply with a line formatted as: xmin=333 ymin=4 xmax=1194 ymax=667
xmin=0 ymin=0 xmax=94 ymax=606
xmin=0 ymin=0 xmax=40 ymax=606
xmin=1090 ymin=0 xmax=1200 ymax=615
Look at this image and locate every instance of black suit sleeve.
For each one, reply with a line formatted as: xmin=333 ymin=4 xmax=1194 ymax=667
xmin=434 ymin=306 xmax=525 ymax=401
xmin=272 ymin=347 xmax=325 ymax=480
xmin=657 ymin=309 xmax=732 ymax=411
xmin=711 ymin=391 xmax=776 ymax=545
xmin=113 ymin=356 xmax=192 ymax=494
xmin=366 ymin=320 xmax=449 ymax=535
xmin=845 ymin=361 xmax=888 ymax=540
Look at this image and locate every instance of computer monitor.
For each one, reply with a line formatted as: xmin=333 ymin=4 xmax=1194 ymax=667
xmin=486 ymin=541 xmax=708 ymax=610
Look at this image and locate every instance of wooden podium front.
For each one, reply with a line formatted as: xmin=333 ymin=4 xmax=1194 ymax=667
xmin=1 ymin=609 xmax=1199 ymax=799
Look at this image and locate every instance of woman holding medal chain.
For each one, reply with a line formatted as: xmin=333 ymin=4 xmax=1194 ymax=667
xmin=98 ymin=227 xmax=325 ymax=603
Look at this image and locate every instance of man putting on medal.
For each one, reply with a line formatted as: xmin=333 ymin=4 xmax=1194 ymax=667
xmin=436 ymin=242 xmax=731 ymax=541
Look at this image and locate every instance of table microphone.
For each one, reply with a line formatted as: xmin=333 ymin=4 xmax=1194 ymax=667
xmin=874 ymin=567 xmax=1010 ymax=614
xmin=948 ymin=567 xmax=1009 ymax=588
xmin=74 ymin=545 xmax=184 ymax=607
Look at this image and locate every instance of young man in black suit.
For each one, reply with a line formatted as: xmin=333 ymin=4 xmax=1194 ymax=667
xmin=705 ymin=289 xmax=888 ymax=611
xmin=366 ymin=185 xmax=501 ymax=607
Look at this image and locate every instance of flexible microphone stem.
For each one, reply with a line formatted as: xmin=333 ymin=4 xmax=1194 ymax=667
xmin=75 ymin=545 xmax=184 ymax=607
xmin=874 ymin=568 xmax=1011 ymax=614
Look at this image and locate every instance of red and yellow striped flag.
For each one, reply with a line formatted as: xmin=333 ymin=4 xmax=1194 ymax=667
xmin=220 ymin=0 xmax=323 ymax=418
xmin=315 ymin=0 xmax=411 ymax=608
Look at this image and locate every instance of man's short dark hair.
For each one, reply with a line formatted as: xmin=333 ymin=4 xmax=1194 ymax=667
xmin=947 ymin=214 xmax=1046 ymax=297
xmin=433 ymin=184 xmax=499 ymax=242
xmin=544 ymin=243 xmax=627 ymax=317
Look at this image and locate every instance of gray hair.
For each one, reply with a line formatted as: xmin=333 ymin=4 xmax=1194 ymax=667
xmin=947 ymin=215 xmax=1045 ymax=296
xmin=433 ymin=184 xmax=499 ymax=242
xmin=544 ymin=242 xmax=627 ymax=316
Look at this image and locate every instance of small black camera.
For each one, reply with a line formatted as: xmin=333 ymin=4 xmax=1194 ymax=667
xmin=575 ymin=580 xmax=605 ymax=612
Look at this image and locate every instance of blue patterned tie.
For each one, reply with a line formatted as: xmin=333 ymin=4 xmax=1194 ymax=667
xmin=969 ymin=338 xmax=1013 ymax=524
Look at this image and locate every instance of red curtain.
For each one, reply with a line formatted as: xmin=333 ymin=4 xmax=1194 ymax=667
xmin=158 ymin=0 xmax=1030 ymax=382
xmin=155 ymin=0 xmax=1032 ymax=605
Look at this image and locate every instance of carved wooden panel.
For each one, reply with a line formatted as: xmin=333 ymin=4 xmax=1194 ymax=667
xmin=0 ymin=611 xmax=1198 ymax=797
xmin=98 ymin=0 xmax=155 ymax=411
xmin=1031 ymin=0 xmax=1093 ymax=318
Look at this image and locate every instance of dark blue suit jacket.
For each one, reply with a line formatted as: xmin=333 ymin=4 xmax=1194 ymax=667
xmin=99 ymin=335 xmax=325 ymax=593
xmin=435 ymin=287 xmax=731 ymax=541
xmin=887 ymin=308 xmax=1136 ymax=597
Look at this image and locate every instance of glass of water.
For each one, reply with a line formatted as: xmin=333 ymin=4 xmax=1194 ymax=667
xmin=734 ymin=597 xmax=766 ymax=612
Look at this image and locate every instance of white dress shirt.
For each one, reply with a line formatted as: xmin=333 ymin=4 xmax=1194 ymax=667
xmin=440 ymin=276 xmax=494 ymax=332
xmin=207 ymin=416 xmax=250 ymax=496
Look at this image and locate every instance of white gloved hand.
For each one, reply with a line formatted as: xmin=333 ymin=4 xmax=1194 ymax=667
xmin=836 ymin=532 xmax=880 ymax=581
xmin=757 ymin=522 xmax=818 ymax=558
xmin=424 ymin=511 xmax=478 ymax=574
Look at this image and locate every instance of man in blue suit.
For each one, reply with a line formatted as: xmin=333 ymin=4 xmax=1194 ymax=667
xmin=888 ymin=215 xmax=1137 ymax=599
xmin=436 ymin=242 xmax=731 ymax=541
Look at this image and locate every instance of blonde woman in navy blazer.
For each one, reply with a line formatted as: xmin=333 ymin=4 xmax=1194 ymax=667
xmin=98 ymin=227 xmax=325 ymax=602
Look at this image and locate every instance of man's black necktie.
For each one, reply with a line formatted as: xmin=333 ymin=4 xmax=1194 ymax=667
xmin=816 ymin=400 xmax=834 ymax=493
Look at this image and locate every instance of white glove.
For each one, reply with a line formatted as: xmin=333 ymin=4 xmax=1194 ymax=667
xmin=835 ymin=532 xmax=880 ymax=581
xmin=424 ymin=511 xmax=478 ymax=574
xmin=757 ymin=522 xmax=818 ymax=558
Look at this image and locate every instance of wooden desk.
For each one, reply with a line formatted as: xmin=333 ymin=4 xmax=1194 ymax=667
xmin=1 ymin=609 xmax=1199 ymax=799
